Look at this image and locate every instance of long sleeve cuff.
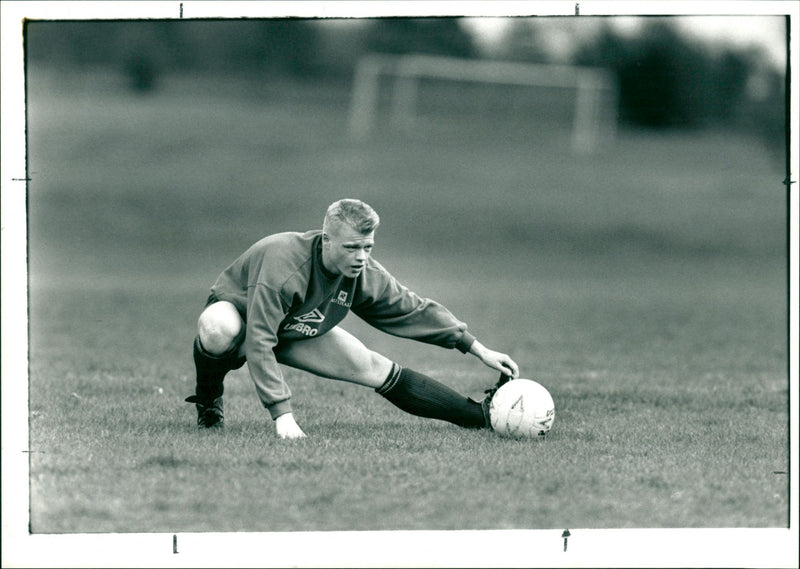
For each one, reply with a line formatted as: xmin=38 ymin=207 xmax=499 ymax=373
xmin=266 ymin=399 xmax=293 ymax=420
xmin=455 ymin=331 xmax=476 ymax=354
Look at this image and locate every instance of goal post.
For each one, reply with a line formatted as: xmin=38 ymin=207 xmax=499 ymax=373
xmin=349 ymin=53 xmax=618 ymax=153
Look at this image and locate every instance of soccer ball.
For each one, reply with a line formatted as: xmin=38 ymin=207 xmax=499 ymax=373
xmin=490 ymin=379 xmax=555 ymax=438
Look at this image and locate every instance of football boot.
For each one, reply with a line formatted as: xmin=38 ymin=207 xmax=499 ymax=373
xmin=477 ymin=373 xmax=513 ymax=429
xmin=185 ymin=395 xmax=224 ymax=428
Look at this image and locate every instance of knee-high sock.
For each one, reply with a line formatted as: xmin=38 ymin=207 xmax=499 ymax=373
xmin=376 ymin=364 xmax=486 ymax=429
xmin=192 ymin=336 xmax=246 ymax=401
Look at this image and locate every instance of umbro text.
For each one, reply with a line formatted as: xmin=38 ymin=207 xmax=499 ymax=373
xmin=284 ymin=322 xmax=319 ymax=336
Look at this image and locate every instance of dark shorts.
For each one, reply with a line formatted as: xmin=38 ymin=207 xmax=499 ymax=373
xmin=204 ymin=292 xmax=221 ymax=309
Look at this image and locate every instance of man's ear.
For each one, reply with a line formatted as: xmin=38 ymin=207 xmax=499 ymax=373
xmin=322 ymin=232 xmax=329 ymax=243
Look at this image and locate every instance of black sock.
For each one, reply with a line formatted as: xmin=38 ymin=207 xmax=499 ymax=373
xmin=190 ymin=336 xmax=246 ymax=401
xmin=376 ymin=364 xmax=486 ymax=429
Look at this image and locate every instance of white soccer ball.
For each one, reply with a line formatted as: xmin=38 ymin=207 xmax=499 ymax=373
xmin=490 ymin=379 xmax=555 ymax=438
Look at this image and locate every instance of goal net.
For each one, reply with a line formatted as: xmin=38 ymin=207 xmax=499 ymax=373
xmin=349 ymin=53 xmax=618 ymax=153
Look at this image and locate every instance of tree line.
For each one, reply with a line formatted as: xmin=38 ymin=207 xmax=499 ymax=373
xmin=26 ymin=17 xmax=784 ymax=138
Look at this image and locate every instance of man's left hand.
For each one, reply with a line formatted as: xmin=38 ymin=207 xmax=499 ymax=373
xmin=275 ymin=412 xmax=307 ymax=439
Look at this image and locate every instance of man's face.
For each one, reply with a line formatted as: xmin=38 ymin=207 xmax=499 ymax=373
xmin=321 ymin=221 xmax=375 ymax=277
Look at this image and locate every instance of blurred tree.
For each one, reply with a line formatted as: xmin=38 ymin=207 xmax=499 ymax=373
xmin=125 ymin=54 xmax=158 ymax=91
xmin=734 ymin=60 xmax=786 ymax=160
xmin=157 ymin=20 xmax=321 ymax=76
xmin=709 ymin=50 xmax=750 ymax=120
xmin=26 ymin=19 xmax=323 ymax=80
xmin=309 ymin=20 xmax=372 ymax=78
xmin=573 ymin=20 xmax=761 ymax=129
xmin=498 ymin=19 xmax=550 ymax=63
xmin=259 ymin=19 xmax=321 ymax=75
xmin=364 ymin=18 xmax=477 ymax=58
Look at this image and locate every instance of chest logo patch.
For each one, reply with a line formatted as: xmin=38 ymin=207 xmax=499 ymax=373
xmin=331 ymin=289 xmax=352 ymax=307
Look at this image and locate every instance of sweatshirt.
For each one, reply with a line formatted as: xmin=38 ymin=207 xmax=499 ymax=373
xmin=210 ymin=230 xmax=476 ymax=418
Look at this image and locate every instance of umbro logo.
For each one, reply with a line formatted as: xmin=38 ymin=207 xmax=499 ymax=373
xmin=284 ymin=308 xmax=325 ymax=337
xmin=294 ymin=308 xmax=325 ymax=324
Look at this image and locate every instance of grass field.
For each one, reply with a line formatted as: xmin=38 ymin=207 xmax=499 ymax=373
xmin=22 ymin=65 xmax=789 ymax=537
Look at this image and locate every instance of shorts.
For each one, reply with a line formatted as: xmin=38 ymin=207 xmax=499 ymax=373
xmin=205 ymin=292 xmax=247 ymax=321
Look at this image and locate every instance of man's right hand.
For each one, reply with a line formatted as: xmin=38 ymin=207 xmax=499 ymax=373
xmin=469 ymin=339 xmax=520 ymax=379
xmin=275 ymin=412 xmax=307 ymax=439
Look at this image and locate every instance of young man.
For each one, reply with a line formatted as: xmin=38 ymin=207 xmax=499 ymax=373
xmin=185 ymin=199 xmax=519 ymax=438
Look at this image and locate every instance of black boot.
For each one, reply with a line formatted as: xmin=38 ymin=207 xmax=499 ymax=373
xmin=185 ymin=336 xmax=245 ymax=428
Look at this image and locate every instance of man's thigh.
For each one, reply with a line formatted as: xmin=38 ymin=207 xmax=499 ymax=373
xmin=275 ymin=326 xmax=393 ymax=388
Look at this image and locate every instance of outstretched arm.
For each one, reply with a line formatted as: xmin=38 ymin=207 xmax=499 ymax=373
xmin=468 ymin=339 xmax=519 ymax=378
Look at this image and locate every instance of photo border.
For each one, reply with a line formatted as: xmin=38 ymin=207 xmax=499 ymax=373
xmin=2 ymin=1 xmax=797 ymax=567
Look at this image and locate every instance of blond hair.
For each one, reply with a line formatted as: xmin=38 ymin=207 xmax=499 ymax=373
xmin=323 ymin=199 xmax=380 ymax=236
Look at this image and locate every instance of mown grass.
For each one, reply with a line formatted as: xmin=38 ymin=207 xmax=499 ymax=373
xmin=25 ymin=66 xmax=788 ymax=534
xmin=28 ymin=258 xmax=788 ymax=533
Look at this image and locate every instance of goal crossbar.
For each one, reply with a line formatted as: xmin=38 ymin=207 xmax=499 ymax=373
xmin=395 ymin=54 xmax=613 ymax=89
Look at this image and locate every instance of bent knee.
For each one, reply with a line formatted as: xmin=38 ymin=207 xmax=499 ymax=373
xmin=198 ymin=301 xmax=244 ymax=354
